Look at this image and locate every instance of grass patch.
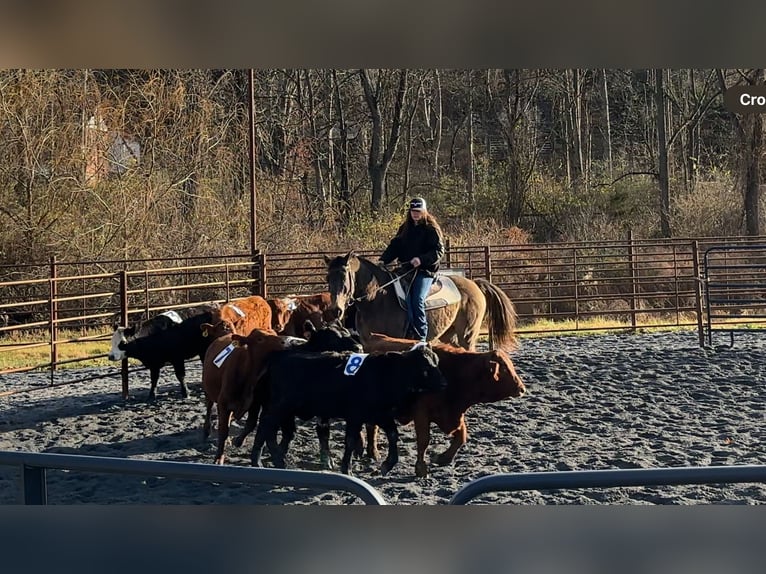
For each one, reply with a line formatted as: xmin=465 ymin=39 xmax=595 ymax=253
xmin=0 ymin=328 xmax=113 ymax=371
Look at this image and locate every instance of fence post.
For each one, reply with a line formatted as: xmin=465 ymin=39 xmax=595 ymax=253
xmin=445 ymin=238 xmax=451 ymax=268
xmin=120 ymin=270 xmax=130 ymax=399
xmin=49 ymin=255 xmax=58 ymax=381
xmin=21 ymin=465 xmax=47 ymax=505
xmin=692 ymin=240 xmax=705 ymax=348
xmin=573 ymin=248 xmax=579 ymax=330
xmin=224 ymin=261 xmax=231 ymax=301
xmin=484 ymin=245 xmax=492 ymax=282
xmin=627 ymin=229 xmax=638 ymax=331
xmin=257 ymin=251 xmax=267 ymax=298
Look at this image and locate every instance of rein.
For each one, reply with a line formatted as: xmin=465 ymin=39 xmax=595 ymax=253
xmin=349 ymin=266 xmax=416 ymax=304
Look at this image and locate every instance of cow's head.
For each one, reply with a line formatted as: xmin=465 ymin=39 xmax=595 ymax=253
xmin=406 ymin=345 xmax=448 ymax=393
xmin=108 ymin=325 xmax=129 ymax=361
xmin=200 ymin=320 xmax=235 ymax=339
xmin=231 ymin=328 xmax=291 ymax=352
xmin=268 ymin=297 xmax=296 ymax=334
xmin=480 ymin=350 xmax=526 ymax=401
xmin=301 ymin=318 xmax=363 ymax=353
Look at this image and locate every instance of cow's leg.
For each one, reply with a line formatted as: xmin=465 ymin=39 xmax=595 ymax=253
xmin=365 ymin=423 xmax=380 ymax=461
xmin=340 ymin=421 xmax=363 ymax=476
xmin=213 ymin=405 xmax=234 ymax=465
xmin=147 ymin=366 xmax=161 ymax=401
xmin=232 ymin=399 xmax=261 ymax=448
xmin=251 ymin=411 xmax=284 ymax=468
xmin=316 ymin=418 xmax=334 ymax=470
xmin=435 ymin=415 xmax=468 ymax=467
xmin=202 ymin=398 xmax=213 ymax=439
xmin=379 ymin=419 xmax=400 ymax=475
xmin=278 ymin=416 xmax=297 ymax=455
xmin=413 ymin=410 xmax=432 ymax=478
xmin=171 ymin=361 xmax=189 ymax=398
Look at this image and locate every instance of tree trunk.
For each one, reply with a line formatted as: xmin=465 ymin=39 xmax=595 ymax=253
xmin=656 ymin=69 xmax=671 ymax=237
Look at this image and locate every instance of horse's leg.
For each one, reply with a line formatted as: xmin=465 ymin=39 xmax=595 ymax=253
xmin=379 ymin=419 xmax=400 ymax=475
xmin=316 ymin=418 xmax=334 ymax=469
xmin=434 ymin=415 xmax=468 ymax=467
xmin=171 ymin=360 xmax=189 ymax=398
xmin=365 ymin=423 xmax=380 ymax=461
xmin=413 ymin=409 xmax=432 ymax=478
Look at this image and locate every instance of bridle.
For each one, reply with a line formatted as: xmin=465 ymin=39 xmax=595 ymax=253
xmin=334 ymin=261 xmax=416 ymax=306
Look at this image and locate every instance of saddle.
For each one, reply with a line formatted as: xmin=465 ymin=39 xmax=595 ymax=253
xmin=391 ymin=270 xmax=462 ymax=311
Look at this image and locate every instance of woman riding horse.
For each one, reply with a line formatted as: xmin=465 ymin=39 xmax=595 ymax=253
xmin=379 ymin=197 xmax=444 ymax=342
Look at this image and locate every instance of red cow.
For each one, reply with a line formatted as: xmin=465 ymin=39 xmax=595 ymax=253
xmin=212 ymin=295 xmax=272 ymax=336
xmin=363 ymin=332 xmax=526 ymax=477
xmin=267 ymin=292 xmax=345 ymax=336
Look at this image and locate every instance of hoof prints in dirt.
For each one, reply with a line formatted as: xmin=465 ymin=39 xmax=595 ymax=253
xmin=1 ymin=330 xmax=765 ymax=504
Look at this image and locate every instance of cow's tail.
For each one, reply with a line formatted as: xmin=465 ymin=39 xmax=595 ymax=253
xmin=475 ymin=278 xmax=519 ymax=352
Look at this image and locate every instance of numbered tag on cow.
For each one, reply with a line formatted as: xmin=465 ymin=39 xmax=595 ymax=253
xmin=213 ymin=343 xmax=237 ymax=368
xmin=160 ymin=310 xmax=183 ymax=323
xmin=228 ymin=304 xmax=246 ymax=317
xmin=343 ymin=353 xmax=369 ymax=376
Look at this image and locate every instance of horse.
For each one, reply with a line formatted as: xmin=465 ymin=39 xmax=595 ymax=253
xmin=324 ymin=251 xmax=519 ymax=352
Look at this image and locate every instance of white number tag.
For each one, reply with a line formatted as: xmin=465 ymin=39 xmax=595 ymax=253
xmin=343 ymin=353 xmax=369 ymax=376
xmin=228 ymin=304 xmax=246 ymax=317
xmin=160 ymin=310 xmax=183 ymax=323
xmin=213 ymin=343 xmax=236 ymax=368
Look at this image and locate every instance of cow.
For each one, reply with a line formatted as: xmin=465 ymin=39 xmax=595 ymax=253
xmin=250 ymin=344 xmax=447 ymax=476
xmin=212 ymin=295 xmax=272 ymax=336
xmin=362 ymin=332 xmax=526 ymax=477
xmin=268 ymin=292 xmax=356 ymax=336
xmin=108 ymin=304 xmax=220 ymax=400
xmin=201 ymin=319 xmax=363 ymax=465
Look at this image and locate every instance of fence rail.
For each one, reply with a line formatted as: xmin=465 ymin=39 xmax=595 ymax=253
xmin=0 ymin=450 xmax=387 ymax=505
xmin=449 ymin=465 xmax=766 ymax=504
xmin=3 ymin=235 xmax=766 ymax=394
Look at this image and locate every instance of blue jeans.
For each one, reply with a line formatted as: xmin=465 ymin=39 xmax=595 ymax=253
xmin=406 ymin=271 xmax=433 ymax=341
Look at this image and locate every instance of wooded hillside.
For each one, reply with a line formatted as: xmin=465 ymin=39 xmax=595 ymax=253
xmin=0 ymin=69 xmax=762 ymax=266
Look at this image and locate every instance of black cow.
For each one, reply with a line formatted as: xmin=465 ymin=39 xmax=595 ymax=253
xmin=108 ymin=304 xmax=220 ymax=400
xmin=251 ymin=345 xmax=447 ymax=475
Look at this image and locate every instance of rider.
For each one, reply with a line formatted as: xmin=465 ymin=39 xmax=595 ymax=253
xmin=379 ymin=197 xmax=445 ymax=342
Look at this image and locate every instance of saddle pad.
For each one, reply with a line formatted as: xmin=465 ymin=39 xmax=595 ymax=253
xmin=393 ymin=274 xmax=462 ymax=311
xmin=343 ymin=353 xmax=370 ymax=376
xmin=159 ymin=310 xmax=183 ymax=323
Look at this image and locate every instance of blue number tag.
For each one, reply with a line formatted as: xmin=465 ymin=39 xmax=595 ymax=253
xmin=344 ymin=353 xmax=369 ymax=376
xmin=213 ymin=343 xmax=236 ymax=368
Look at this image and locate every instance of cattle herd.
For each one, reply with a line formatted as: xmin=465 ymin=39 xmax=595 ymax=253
xmin=107 ymin=292 xmax=526 ymax=478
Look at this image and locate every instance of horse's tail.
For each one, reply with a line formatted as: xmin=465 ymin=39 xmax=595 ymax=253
xmin=475 ymin=278 xmax=519 ymax=352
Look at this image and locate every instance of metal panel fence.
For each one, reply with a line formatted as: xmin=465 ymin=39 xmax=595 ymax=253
xmin=448 ymin=465 xmax=766 ymax=504
xmin=0 ymin=450 xmax=387 ymax=505
xmin=3 ymin=235 xmax=766 ymax=395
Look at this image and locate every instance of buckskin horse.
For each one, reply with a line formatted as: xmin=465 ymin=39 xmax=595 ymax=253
xmin=324 ymin=252 xmax=518 ymax=352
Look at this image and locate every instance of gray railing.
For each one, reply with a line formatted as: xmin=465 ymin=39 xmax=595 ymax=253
xmin=449 ymin=465 xmax=766 ymax=504
xmin=0 ymin=450 xmax=387 ymax=505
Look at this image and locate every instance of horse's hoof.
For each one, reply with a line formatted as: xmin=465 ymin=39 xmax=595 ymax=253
xmin=415 ymin=461 xmax=429 ymax=478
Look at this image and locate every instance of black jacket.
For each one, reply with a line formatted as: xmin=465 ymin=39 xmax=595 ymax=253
xmin=380 ymin=223 xmax=445 ymax=277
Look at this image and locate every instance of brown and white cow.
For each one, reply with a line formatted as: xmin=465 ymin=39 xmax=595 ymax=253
xmin=267 ymin=292 xmax=352 ymax=336
xmin=363 ymin=332 xmax=526 ymax=477
xmin=211 ymin=295 xmax=272 ymax=336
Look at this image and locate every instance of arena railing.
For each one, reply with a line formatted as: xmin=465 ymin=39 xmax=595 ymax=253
xmin=449 ymin=464 xmax=766 ymax=504
xmin=0 ymin=450 xmax=388 ymax=505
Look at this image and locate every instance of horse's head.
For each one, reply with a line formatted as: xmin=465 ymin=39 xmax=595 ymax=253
xmin=323 ymin=251 xmax=360 ymax=321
